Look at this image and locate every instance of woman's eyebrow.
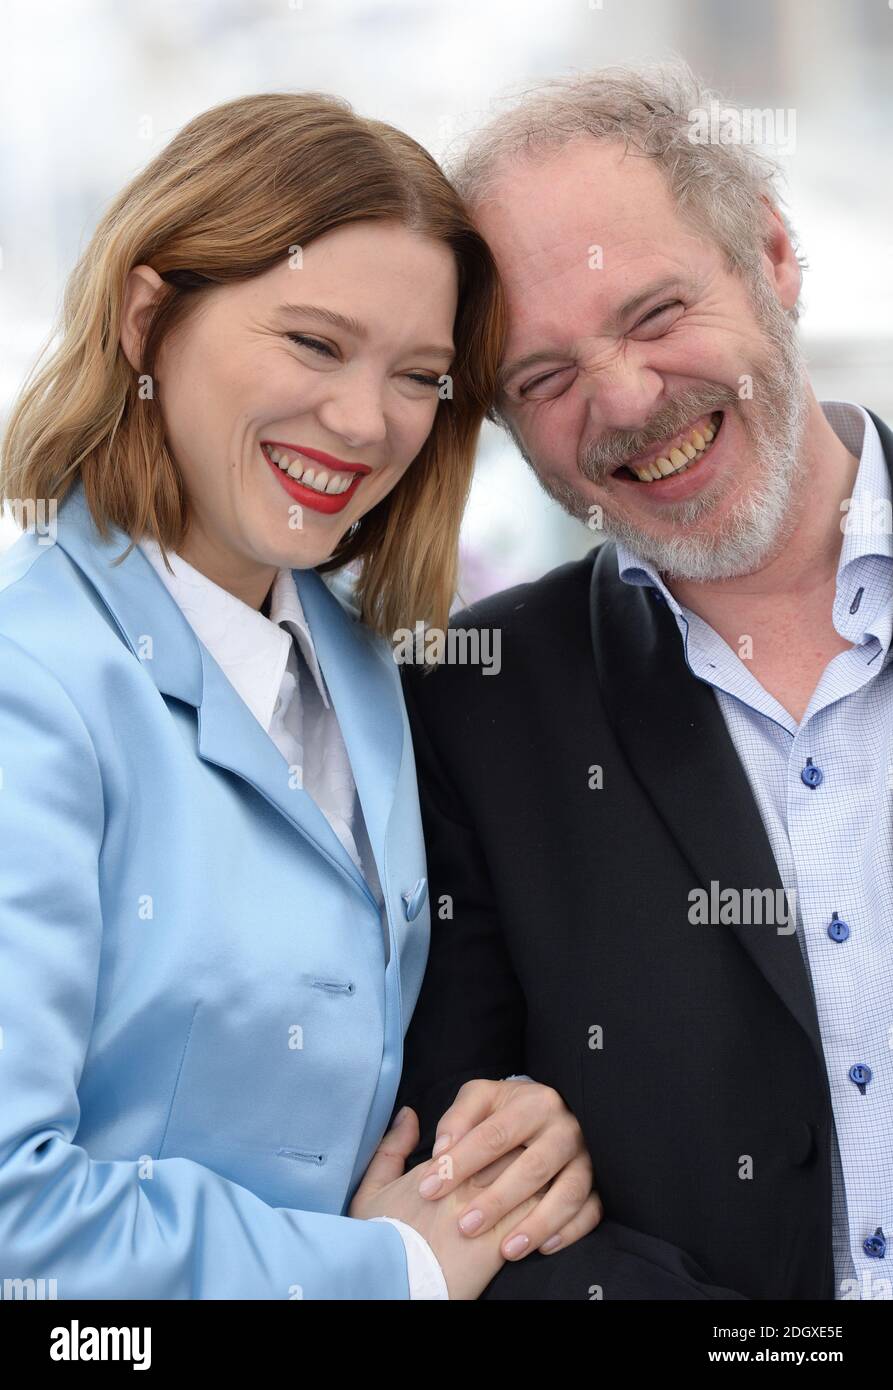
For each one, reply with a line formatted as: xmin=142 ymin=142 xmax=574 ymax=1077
xmin=275 ymin=303 xmax=367 ymax=337
xmin=274 ymin=302 xmax=454 ymax=359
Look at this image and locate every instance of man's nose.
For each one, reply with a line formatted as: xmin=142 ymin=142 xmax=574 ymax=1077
xmin=577 ymin=353 xmax=664 ymax=435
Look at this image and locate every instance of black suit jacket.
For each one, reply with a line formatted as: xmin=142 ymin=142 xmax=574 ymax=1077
xmin=395 ymin=409 xmax=893 ymax=1300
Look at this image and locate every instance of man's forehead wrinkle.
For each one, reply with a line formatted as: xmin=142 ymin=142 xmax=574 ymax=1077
xmin=503 ymin=235 xmax=597 ymax=297
xmin=505 ymin=242 xmax=686 ymax=319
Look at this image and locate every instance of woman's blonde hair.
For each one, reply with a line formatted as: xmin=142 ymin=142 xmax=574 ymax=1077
xmin=1 ymin=92 xmax=505 ymax=637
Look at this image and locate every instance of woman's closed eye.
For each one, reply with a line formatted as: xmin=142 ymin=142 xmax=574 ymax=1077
xmin=286 ymin=332 xmax=441 ymax=388
xmin=287 ymin=332 xmax=338 ymax=358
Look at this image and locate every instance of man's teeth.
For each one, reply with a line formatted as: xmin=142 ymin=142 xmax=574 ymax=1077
xmin=626 ymin=416 xmax=719 ymax=483
xmin=264 ymin=444 xmax=354 ymax=494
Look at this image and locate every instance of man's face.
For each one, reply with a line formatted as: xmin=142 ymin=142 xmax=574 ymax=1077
xmin=475 ymin=137 xmax=809 ymax=581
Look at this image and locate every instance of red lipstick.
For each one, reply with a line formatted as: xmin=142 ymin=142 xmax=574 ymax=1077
xmin=261 ymin=441 xmax=372 ymax=515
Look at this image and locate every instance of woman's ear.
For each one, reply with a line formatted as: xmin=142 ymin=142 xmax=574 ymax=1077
xmin=119 ymin=264 xmax=166 ymax=372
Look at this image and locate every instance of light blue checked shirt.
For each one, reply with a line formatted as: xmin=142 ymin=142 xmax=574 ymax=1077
xmin=615 ymin=400 xmax=893 ymax=1301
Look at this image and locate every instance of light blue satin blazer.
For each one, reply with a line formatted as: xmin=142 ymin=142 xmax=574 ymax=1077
xmin=0 ymin=478 xmax=431 ymax=1299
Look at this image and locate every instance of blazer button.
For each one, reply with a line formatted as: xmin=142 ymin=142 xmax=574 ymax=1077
xmin=402 ymin=877 xmax=428 ymax=921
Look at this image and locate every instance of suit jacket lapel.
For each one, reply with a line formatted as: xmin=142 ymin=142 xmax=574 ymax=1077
xmin=866 ymin=408 xmax=893 ymax=466
xmin=591 ymin=407 xmax=893 ymax=1050
xmin=51 ymin=479 xmax=375 ymax=905
xmin=589 ymin=539 xmax=824 ymax=1055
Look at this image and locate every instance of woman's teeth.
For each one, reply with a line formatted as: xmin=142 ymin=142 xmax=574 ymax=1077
xmin=625 ymin=413 xmax=722 ymax=483
xmin=263 ymin=443 xmax=354 ymax=495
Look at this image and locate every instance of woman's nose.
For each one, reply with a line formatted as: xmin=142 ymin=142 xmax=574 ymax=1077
xmin=315 ymin=375 xmax=388 ymax=450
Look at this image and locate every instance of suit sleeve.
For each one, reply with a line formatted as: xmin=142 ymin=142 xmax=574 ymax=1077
xmin=0 ymin=635 xmax=409 ymax=1300
xmin=395 ymin=667 xmax=528 ymax=1162
xmin=480 ymin=1220 xmax=748 ymax=1299
xmin=397 ymin=666 xmax=748 ymax=1301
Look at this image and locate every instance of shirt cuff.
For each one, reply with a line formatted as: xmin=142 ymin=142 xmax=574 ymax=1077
xmin=370 ymin=1217 xmax=449 ymax=1299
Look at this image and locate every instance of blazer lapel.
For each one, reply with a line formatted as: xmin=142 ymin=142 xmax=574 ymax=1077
xmin=194 ymin=647 xmax=376 ymax=905
xmin=50 ymin=479 xmax=375 ymax=905
xmin=589 ymin=539 xmax=823 ymax=1055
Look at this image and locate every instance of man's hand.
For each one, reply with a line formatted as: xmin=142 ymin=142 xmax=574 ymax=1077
xmin=414 ymin=1078 xmax=602 ymax=1261
xmin=349 ymin=1107 xmax=540 ymax=1299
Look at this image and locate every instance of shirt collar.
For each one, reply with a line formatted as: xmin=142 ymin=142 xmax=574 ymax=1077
xmin=137 ymin=537 xmax=331 ymax=731
xmin=615 ymin=400 xmax=892 ymax=642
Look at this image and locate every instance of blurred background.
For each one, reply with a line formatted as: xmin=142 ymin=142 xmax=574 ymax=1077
xmin=1 ymin=0 xmax=891 ymax=598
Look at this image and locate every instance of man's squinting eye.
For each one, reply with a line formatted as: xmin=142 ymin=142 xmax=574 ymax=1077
xmin=518 ymin=300 xmax=686 ymax=400
xmin=519 ymin=365 xmax=575 ymax=400
xmin=629 ymin=300 xmax=685 ymax=337
xmin=286 ymin=332 xmax=441 ymax=389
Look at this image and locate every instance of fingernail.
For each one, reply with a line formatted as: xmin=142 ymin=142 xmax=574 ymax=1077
xmin=432 ymin=1133 xmax=452 ymax=1157
xmin=392 ymin=1107 xmax=409 ymax=1127
xmin=418 ymin=1174 xmax=442 ymax=1197
xmin=540 ymin=1235 xmax=562 ymax=1253
xmin=458 ymin=1209 xmax=484 ymax=1234
xmin=503 ymin=1233 xmax=530 ymax=1259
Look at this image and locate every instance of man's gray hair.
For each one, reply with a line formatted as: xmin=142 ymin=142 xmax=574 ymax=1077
xmin=448 ymin=59 xmax=805 ymax=318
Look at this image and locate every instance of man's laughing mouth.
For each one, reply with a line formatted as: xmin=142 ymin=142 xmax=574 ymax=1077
xmin=608 ymin=410 xmax=725 ymax=485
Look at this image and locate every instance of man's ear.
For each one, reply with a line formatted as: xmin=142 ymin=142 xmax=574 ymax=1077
xmin=119 ymin=264 xmax=166 ymax=373
xmin=758 ymin=196 xmax=801 ymax=313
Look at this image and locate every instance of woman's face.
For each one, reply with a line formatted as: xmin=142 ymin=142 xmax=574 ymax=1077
xmin=121 ymin=220 xmax=458 ymax=606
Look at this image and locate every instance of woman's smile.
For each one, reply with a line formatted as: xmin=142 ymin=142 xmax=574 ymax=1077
xmin=261 ymin=440 xmax=372 ymax=514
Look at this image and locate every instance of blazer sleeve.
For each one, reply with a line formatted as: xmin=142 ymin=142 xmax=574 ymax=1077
xmin=0 ymin=635 xmax=409 ymax=1300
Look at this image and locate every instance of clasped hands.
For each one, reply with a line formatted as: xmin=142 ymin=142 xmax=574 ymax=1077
xmin=350 ymin=1078 xmax=602 ymax=1299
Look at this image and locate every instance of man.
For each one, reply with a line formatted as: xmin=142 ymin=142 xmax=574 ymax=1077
xmin=395 ymin=62 xmax=892 ymax=1299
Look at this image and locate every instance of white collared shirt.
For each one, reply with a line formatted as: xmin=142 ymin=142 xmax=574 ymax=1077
xmin=136 ymin=536 xmax=448 ymax=1300
xmin=137 ymin=538 xmax=363 ymax=870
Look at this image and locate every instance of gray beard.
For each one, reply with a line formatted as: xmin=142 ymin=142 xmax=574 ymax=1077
xmin=517 ymin=285 xmax=811 ymax=583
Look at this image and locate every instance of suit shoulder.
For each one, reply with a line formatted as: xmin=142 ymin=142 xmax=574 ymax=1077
xmin=0 ymin=531 xmax=129 ymax=681
xmin=401 ymin=545 xmax=615 ymax=711
xmin=449 ymin=546 xmax=606 ymax=632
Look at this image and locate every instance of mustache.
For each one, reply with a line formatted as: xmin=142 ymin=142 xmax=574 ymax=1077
xmin=580 ymin=385 xmax=742 ymax=483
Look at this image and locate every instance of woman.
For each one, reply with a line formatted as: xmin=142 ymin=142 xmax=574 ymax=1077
xmin=0 ymin=93 xmax=599 ymax=1299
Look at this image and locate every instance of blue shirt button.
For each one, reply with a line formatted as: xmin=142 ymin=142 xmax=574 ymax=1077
xmin=827 ymin=913 xmax=850 ymax=943
xmin=801 ymin=758 xmax=823 ymax=788
xmin=864 ymin=1228 xmax=887 ymax=1259
xmin=849 ymin=1063 xmax=873 ymax=1093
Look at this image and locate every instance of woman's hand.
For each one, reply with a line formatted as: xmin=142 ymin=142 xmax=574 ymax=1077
xmin=350 ymin=1107 xmax=540 ymax=1299
xmin=415 ymin=1078 xmax=602 ymax=1261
